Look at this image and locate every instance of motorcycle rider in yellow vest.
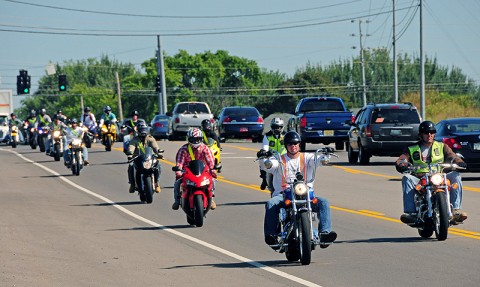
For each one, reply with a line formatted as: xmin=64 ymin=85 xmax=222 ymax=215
xmin=395 ymin=121 xmax=468 ymax=224
xmin=259 ymin=117 xmax=286 ymax=192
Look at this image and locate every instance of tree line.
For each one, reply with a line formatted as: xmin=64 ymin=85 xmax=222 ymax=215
xmin=18 ymin=48 xmax=479 ymax=121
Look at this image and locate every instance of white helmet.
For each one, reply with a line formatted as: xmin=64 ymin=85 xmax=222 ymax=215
xmin=187 ymin=128 xmax=203 ymax=148
xmin=270 ymin=117 xmax=284 ymax=134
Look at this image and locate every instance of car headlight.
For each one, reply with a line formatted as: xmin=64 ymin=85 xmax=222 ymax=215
xmin=294 ymin=182 xmax=308 ymax=196
xmin=430 ymin=173 xmax=444 ymax=185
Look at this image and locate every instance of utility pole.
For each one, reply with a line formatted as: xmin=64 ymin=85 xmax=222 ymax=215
xmin=419 ymin=0 xmax=426 ymax=120
xmin=156 ymin=35 xmax=167 ymax=114
xmin=351 ymin=20 xmax=368 ymax=106
xmin=393 ymin=0 xmax=399 ymax=103
xmin=115 ymin=71 xmax=123 ymax=122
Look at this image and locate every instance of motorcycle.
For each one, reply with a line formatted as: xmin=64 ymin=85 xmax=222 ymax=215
xmin=67 ymin=138 xmax=85 ymax=176
xmin=205 ymin=137 xmax=222 ymax=172
xmin=37 ymin=125 xmax=50 ymax=152
xmin=82 ymin=126 xmax=94 ymax=148
xmin=49 ymin=129 xmax=64 ymax=161
xmin=100 ymin=120 xmax=117 ymax=151
xmin=264 ymin=148 xmax=336 ymax=265
xmin=172 ymin=160 xmax=215 ymax=227
xmin=25 ymin=122 xmax=37 ymax=149
xmin=128 ymin=147 xmax=162 ymax=204
xmin=401 ymin=159 xmax=466 ymax=241
xmin=10 ymin=125 xmax=19 ymax=148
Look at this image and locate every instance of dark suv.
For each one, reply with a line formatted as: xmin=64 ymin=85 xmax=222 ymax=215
xmin=347 ymin=103 xmax=421 ymax=164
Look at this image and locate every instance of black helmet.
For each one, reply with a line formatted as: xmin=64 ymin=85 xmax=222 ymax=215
xmin=419 ymin=120 xmax=436 ymax=134
xmin=52 ymin=114 xmax=58 ymax=120
xmin=138 ymin=124 xmax=148 ymax=137
xmin=84 ymin=106 xmax=91 ymax=113
xmin=131 ymin=110 xmax=139 ymax=117
xmin=283 ymin=131 xmax=301 ymax=147
xmin=104 ymin=105 xmax=112 ymax=112
xmin=201 ymin=119 xmax=212 ymax=131
xmin=10 ymin=113 xmax=15 ymax=117
xmin=70 ymin=118 xmax=78 ymax=124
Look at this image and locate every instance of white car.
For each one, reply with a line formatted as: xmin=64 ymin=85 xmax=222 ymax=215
xmin=167 ymin=102 xmax=213 ymax=140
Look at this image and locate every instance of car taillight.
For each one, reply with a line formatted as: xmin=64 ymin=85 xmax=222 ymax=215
xmin=223 ymin=117 xmax=231 ymax=123
xmin=257 ymin=116 xmax=263 ymax=123
xmin=300 ymin=116 xmax=307 ymax=128
xmin=443 ymin=137 xmax=461 ymax=149
xmin=175 ymin=117 xmax=180 ymax=123
xmin=351 ymin=114 xmax=356 ymax=123
xmin=365 ymin=125 xmax=372 ymax=137
xmin=154 ymin=123 xmax=164 ymax=127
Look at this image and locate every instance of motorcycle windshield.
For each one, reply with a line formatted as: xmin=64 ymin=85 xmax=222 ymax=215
xmin=188 ymin=160 xmax=206 ymax=176
xmin=142 ymin=146 xmax=153 ymax=159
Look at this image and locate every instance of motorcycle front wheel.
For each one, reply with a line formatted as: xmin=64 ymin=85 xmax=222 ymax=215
xmin=143 ymin=175 xmax=153 ymax=204
xmin=12 ymin=139 xmax=17 ymax=148
xmin=299 ymin=212 xmax=312 ymax=265
xmin=53 ymin=143 xmax=61 ymax=161
xmin=434 ymin=191 xmax=449 ymax=241
xmin=105 ymin=135 xmax=112 ymax=151
xmin=194 ymin=194 xmax=204 ymax=227
xmin=39 ymin=136 xmax=46 ymax=152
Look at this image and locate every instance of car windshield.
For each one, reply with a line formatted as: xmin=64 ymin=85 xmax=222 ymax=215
xmin=176 ymin=103 xmax=209 ymax=114
xmin=223 ymin=108 xmax=259 ymax=117
xmin=300 ymin=100 xmax=344 ymax=112
xmin=371 ymin=109 xmax=420 ymax=124
xmin=154 ymin=115 xmax=168 ymax=121
xmin=448 ymin=122 xmax=480 ymax=133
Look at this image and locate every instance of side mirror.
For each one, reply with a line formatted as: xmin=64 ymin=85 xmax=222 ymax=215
xmin=172 ymin=166 xmax=180 ymax=172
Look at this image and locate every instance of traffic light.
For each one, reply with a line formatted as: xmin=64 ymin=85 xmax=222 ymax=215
xmin=16 ymin=70 xmax=30 ymax=95
xmin=58 ymin=74 xmax=67 ymax=91
xmin=155 ymin=75 xmax=161 ymax=92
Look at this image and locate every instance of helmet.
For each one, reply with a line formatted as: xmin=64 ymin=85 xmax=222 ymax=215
xmin=187 ymin=128 xmax=203 ymax=147
xmin=131 ymin=110 xmax=139 ymax=117
xmin=283 ymin=131 xmax=301 ymax=147
xmin=104 ymin=105 xmax=112 ymax=112
xmin=419 ymin=120 xmax=436 ymax=134
xmin=270 ymin=117 xmax=284 ymax=134
xmin=30 ymin=109 xmax=36 ymax=117
xmin=52 ymin=115 xmax=58 ymax=120
xmin=138 ymin=124 xmax=148 ymax=137
xmin=40 ymin=108 xmax=46 ymax=115
xmin=10 ymin=113 xmax=15 ymax=117
xmin=84 ymin=107 xmax=91 ymax=113
xmin=70 ymin=118 xmax=78 ymax=125
xmin=57 ymin=110 xmax=62 ymax=114
xmin=201 ymin=119 xmax=212 ymax=131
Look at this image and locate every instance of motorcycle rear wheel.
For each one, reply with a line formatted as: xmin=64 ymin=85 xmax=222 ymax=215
xmin=194 ymin=194 xmax=204 ymax=227
xmin=299 ymin=212 xmax=312 ymax=265
xmin=434 ymin=191 xmax=449 ymax=241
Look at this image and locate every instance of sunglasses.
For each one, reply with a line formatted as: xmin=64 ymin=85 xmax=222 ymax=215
xmin=287 ymin=142 xmax=300 ymax=146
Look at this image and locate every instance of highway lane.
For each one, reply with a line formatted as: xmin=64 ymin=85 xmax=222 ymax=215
xmin=1 ymin=141 xmax=479 ymax=287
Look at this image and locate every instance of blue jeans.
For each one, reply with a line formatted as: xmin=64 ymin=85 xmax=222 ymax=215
xmin=264 ymin=193 xmax=332 ymax=238
xmin=63 ymin=147 xmax=89 ymax=163
xmin=402 ymin=171 xmax=463 ymax=213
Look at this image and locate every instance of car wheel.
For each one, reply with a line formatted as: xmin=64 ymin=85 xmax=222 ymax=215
xmin=347 ymin=144 xmax=359 ymax=164
xmin=358 ymin=143 xmax=370 ymax=165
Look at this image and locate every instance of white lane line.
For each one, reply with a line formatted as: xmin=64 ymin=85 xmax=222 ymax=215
xmin=3 ymin=148 xmax=323 ymax=287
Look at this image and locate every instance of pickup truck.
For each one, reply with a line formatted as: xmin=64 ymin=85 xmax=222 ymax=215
xmin=167 ymin=101 xmax=214 ymax=140
xmin=287 ymin=96 xmax=354 ymax=151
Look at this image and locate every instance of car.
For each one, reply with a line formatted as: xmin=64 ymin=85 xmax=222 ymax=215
xmin=347 ymin=102 xmax=421 ymax=164
xmin=217 ymin=106 xmax=264 ymax=142
xmin=435 ymin=118 xmax=480 ymax=172
xmin=0 ymin=115 xmax=9 ymax=144
xmin=167 ymin=102 xmax=214 ymax=140
xmin=150 ymin=114 xmax=172 ymax=140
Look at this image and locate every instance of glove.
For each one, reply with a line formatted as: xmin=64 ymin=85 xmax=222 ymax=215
xmin=211 ymin=169 xmax=217 ymax=178
xmin=457 ymin=161 xmax=467 ymax=169
xmin=256 ymin=149 xmax=272 ymax=158
xmin=127 ymin=155 xmax=133 ymax=161
xmin=175 ymin=171 xmax=183 ymax=179
xmin=156 ymin=153 xmax=164 ymax=159
xmin=396 ymin=164 xmax=408 ymax=173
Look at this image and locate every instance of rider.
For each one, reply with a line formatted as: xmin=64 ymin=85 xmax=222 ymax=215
xmin=395 ymin=120 xmax=468 ymax=224
xmin=24 ymin=109 xmax=37 ymax=144
xmin=46 ymin=115 xmax=68 ymax=156
xmin=257 ymin=131 xmax=337 ymax=249
xmin=5 ymin=113 xmax=23 ymax=143
xmin=123 ymin=110 xmax=141 ymax=153
xmin=56 ymin=110 xmax=68 ymax=123
xmin=36 ymin=108 xmax=52 ymax=129
xmin=64 ymin=118 xmax=89 ymax=166
xmin=172 ymin=127 xmax=217 ymax=210
xmin=80 ymin=106 xmax=98 ymax=141
xmin=99 ymin=105 xmax=118 ymax=127
xmin=126 ymin=124 xmax=163 ymax=194
xmin=201 ymin=119 xmax=221 ymax=149
xmin=259 ymin=117 xmax=287 ymax=191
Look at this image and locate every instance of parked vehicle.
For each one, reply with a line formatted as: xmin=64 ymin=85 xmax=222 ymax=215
xmin=172 ymin=160 xmax=215 ymax=227
xmin=347 ymin=102 xmax=421 ymax=165
xmin=100 ymin=120 xmax=117 ymax=151
xmin=128 ymin=146 xmax=162 ymax=204
xmin=434 ymin=118 xmax=480 ymax=172
xmin=401 ymin=160 xmax=466 ymax=241
xmin=218 ymin=106 xmax=264 ymax=142
xmin=150 ymin=114 xmax=172 ymax=140
xmin=288 ymin=96 xmax=353 ymax=151
xmin=167 ymin=102 xmax=213 ymax=140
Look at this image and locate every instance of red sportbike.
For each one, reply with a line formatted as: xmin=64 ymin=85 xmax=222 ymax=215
xmin=173 ymin=160 xmax=215 ymax=227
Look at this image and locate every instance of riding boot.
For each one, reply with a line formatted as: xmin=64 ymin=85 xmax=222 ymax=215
xmin=260 ymin=170 xmax=267 ymax=190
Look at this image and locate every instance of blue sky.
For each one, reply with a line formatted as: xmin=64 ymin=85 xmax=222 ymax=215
xmin=1 ymin=0 xmax=479 ymax=105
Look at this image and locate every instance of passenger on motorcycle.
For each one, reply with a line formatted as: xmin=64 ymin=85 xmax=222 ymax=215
xmin=125 ymin=124 xmax=163 ymax=194
xmin=64 ymin=118 xmax=89 ymax=166
xmin=172 ymin=127 xmax=217 ymax=210
xmin=99 ymin=105 xmax=118 ymax=127
xmin=46 ymin=115 xmax=68 ymax=155
xmin=258 ymin=131 xmax=337 ymax=249
xmin=259 ymin=117 xmax=287 ymax=191
xmin=395 ymin=120 xmax=468 ymax=224
xmin=201 ymin=119 xmax=221 ymax=149
xmin=56 ymin=110 xmax=68 ymax=123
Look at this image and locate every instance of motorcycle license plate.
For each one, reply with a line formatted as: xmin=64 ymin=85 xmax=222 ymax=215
xmin=474 ymin=143 xmax=480 ymax=150
xmin=240 ymin=127 xmax=248 ymax=132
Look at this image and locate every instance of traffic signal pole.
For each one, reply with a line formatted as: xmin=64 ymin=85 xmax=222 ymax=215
xmin=156 ymin=35 xmax=167 ymax=114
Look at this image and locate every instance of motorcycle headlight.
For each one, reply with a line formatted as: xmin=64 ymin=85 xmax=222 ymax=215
xmin=72 ymin=138 xmax=82 ymax=147
xmin=431 ymin=173 xmax=444 ymax=186
xmin=200 ymin=178 xmax=210 ymax=186
xmin=293 ymin=182 xmax=308 ymax=196
xmin=53 ymin=130 xmax=61 ymax=137
xmin=142 ymin=160 xmax=152 ymax=169
xmin=12 ymin=126 xmax=18 ymax=131
xmin=38 ymin=129 xmax=43 ymax=134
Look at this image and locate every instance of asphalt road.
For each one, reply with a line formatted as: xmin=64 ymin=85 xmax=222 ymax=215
xmin=1 ymin=140 xmax=479 ymax=287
